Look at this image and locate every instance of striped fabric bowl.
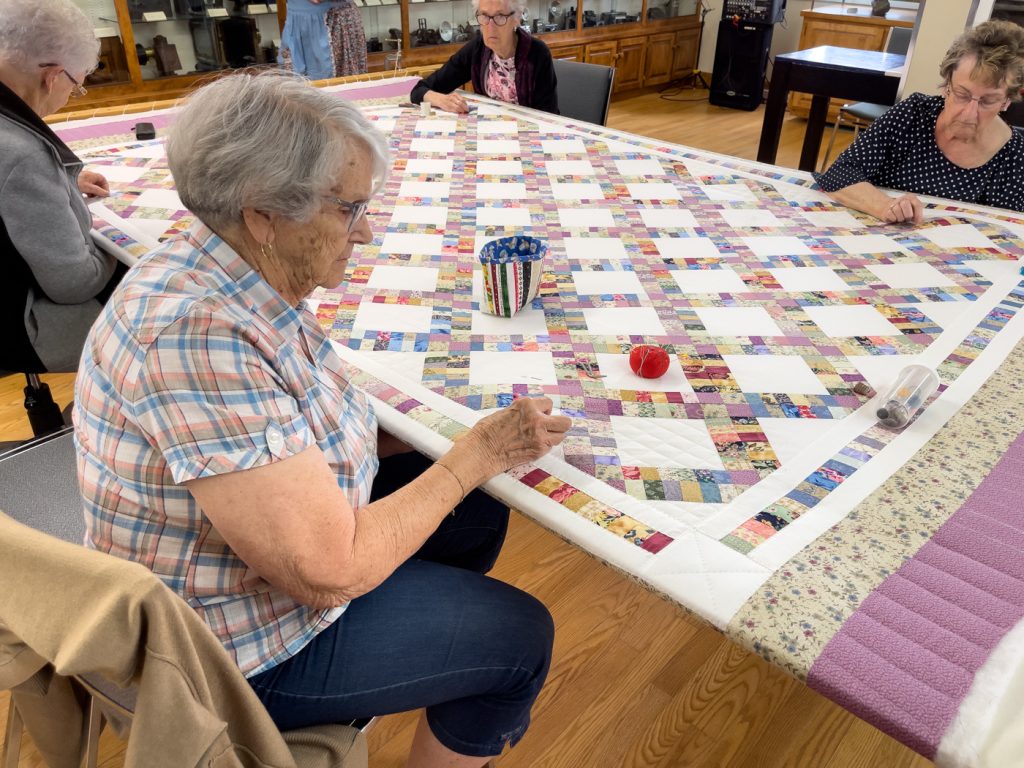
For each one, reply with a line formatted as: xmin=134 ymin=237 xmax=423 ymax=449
xmin=478 ymin=236 xmax=548 ymax=318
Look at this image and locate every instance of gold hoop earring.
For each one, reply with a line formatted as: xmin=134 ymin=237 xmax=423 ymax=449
xmin=259 ymin=241 xmax=273 ymax=260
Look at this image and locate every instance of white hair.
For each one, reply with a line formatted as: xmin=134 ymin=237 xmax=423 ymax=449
xmin=470 ymin=0 xmax=528 ymax=16
xmin=166 ymin=70 xmax=391 ymax=234
xmin=0 ymin=0 xmax=98 ymax=74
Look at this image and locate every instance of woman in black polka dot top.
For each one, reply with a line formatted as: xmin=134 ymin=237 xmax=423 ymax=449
xmin=817 ymin=20 xmax=1024 ymax=224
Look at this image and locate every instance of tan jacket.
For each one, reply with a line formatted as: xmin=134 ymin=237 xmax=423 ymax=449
xmin=0 ymin=511 xmax=365 ymax=768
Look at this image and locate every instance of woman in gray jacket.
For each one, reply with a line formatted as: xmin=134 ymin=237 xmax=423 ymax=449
xmin=0 ymin=0 xmax=120 ymax=373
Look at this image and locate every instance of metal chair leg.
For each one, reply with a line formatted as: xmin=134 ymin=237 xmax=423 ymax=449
xmin=83 ymin=697 xmax=104 ymax=768
xmin=820 ymin=108 xmax=846 ymax=173
xmin=22 ymin=373 xmax=64 ymax=438
xmin=2 ymin=702 xmax=24 ymax=768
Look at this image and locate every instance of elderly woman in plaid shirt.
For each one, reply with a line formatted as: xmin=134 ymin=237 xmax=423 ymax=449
xmin=74 ymin=71 xmax=570 ymax=768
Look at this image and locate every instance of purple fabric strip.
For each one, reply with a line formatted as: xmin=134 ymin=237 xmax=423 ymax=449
xmin=808 ymin=428 xmax=1024 ymax=760
xmin=327 ymin=78 xmax=417 ymax=100
xmin=54 ymin=112 xmax=178 ymax=142
xmin=53 ymin=77 xmax=416 ymax=143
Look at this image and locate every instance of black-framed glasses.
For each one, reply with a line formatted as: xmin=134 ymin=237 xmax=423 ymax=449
xmin=322 ymin=195 xmax=370 ymax=233
xmin=475 ymin=11 xmax=517 ymax=25
xmin=38 ymin=63 xmax=88 ymax=97
xmin=944 ymin=84 xmax=1006 ymax=111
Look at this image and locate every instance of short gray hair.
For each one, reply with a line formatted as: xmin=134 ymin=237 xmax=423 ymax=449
xmin=939 ymin=19 xmax=1024 ymax=101
xmin=470 ymin=0 xmax=528 ymax=16
xmin=166 ymin=70 xmax=391 ymax=234
xmin=0 ymin=0 xmax=98 ymax=74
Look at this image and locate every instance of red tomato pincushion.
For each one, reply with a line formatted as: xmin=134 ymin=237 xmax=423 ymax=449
xmin=629 ymin=345 xmax=670 ymax=378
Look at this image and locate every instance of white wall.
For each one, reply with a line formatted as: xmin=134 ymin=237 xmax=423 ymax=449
xmin=696 ymin=0 xmax=814 ymax=76
xmin=769 ymin=0 xmax=814 ymax=68
xmin=901 ymin=0 xmax=985 ymax=96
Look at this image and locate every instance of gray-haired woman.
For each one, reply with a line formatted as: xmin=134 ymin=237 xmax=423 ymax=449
xmin=410 ymin=0 xmax=558 ymax=114
xmin=818 ymin=19 xmax=1024 ymax=223
xmin=0 ymin=0 xmax=119 ymax=372
xmin=75 ymin=70 xmax=570 ymax=768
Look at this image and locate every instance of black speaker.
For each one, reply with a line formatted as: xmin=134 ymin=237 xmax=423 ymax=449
xmin=709 ymin=20 xmax=774 ymax=111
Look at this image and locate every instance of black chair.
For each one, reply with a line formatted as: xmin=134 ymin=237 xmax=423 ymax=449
xmin=0 ymin=427 xmax=372 ymax=767
xmin=0 ymin=427 xmax=82 ymax=543
xmin=553 ymin=59 xmax=615 ymax=126
xmin=819 ymin=26 xmax=914 ymax=171
xmin=1003 ymin=99 xmax=1024 ymax=131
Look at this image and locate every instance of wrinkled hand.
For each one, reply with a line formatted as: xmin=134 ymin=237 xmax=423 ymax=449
xmin=879 ymin=193 xmax=923 ymax=225
xmin=78 ymin=170 xmax=110 ymax=199
xmin=466 ymin=397 xmax=572 ymax=476
xmin=426 ymin=91 xmax=470 ymax=114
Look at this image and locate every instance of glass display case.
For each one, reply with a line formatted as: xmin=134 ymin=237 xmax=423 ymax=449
xmin=522 ymin=0 xmax=576 ymax=35
xmin=650 ymin=0 xmax=698 ymax=19
xmin=119 ymin=0 xmax=281 ymax=80
xmin=579 ymin=0 xmax=643 ymax=28
xmin=359 ymin=0 xmax=404 ymax=58
xmin=402 ymin=0 xmax=476 ymax=51
xmin=73 ymin=0 xmax=133 ymax=87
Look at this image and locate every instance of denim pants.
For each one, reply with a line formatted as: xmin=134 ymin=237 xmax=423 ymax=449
xmin=248 ymin=452 xmax=555 ymax=757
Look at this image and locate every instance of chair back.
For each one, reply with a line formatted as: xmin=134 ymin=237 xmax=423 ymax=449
xmin=1004 ymin=100 xmax=1024 ymax=129
xmin=0 ymin=427 xmax=82 ymax=542
xmin=887 ymin=26 xmax=913 ymax=55
xmin=553 ymin=59 xmax=615 ymax=126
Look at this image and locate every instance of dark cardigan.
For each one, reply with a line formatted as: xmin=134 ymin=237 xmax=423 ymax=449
xmin=410 ymin=30 xmax=559 ymax=115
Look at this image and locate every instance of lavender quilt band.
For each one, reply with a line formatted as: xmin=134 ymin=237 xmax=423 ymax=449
xmin=53 ymin=78 xmax=416 ymax=143
xmin=808 ymin=427 xmax=1024 ymax=759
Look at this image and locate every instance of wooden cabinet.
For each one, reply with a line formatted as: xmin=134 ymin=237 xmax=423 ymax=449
xmin=615 ymin=36 xmax=646 ymax=91
xmin=670 ymin=27 xmax=700 ymax=81
xmin=643 ymin=32 xmax=676 ymax=87
xmin=582 ymin=27 xmax=691 ymax=93
xmin=550 ymin=44 xmax=585 ymax=62
xmin=584 ymin=41 xmax=618 ymax=69
xmin=789 ymin=5 xmax=915 ymax=121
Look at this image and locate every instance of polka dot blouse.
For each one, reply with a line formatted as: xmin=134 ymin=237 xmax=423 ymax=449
xmin=816 ymin=92 xmax=1024 ymax=212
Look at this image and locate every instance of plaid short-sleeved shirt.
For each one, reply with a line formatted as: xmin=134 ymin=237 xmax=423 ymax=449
xmin=75 ymin=223 xmax=379 ymax=677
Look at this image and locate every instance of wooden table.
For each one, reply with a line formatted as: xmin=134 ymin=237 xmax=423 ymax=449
xmin=757 ymin=45 xmax=906 ymax=172
xmin=52 ymin=80 xmax=1024 ymax=766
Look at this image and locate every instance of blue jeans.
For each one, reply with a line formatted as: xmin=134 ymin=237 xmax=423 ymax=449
xmin=248 ymin=452 xmax=554 ymax=757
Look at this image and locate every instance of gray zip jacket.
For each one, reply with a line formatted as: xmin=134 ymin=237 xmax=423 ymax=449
xmin=0 ymin=80 xmax=117 ymax=372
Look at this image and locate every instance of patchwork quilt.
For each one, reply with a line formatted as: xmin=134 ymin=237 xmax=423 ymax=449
xmin=53 ymin=77 xmax=1024 ymax=766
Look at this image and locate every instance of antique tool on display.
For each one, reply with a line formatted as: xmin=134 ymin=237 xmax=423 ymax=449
xmin=134 ymin=36 xmax=183 ymax=76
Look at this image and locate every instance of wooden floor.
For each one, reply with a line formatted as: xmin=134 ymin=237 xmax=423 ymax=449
xmin=0 ymin=89 xmax=930 ymax=768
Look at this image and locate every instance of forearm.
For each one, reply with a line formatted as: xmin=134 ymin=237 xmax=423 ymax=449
xmin=338 ymin=439 xmax=492 ymax=596
xmin=190 ymin=398 xmax=568 ymax=610
xmin=411 ymin=43 xmax=473 ymax=104
xmin=825 ymin=181 xmax=893 ymax=221
xmin=191 ymin=439 xmax=496 ymax=611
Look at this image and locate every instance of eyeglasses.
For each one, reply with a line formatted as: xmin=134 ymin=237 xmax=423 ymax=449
xmin=945 ymin=84 xmax=1006 ymax=111
xmin=322 ymin=195 xmax=370 ymax=233
xmin=63 ymin=70 xmax=88 ymax=98
xmin=38 ymin=63 xmax=88 ymax=97
xmin=475 ymin=11 xmax=517 ymax=25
